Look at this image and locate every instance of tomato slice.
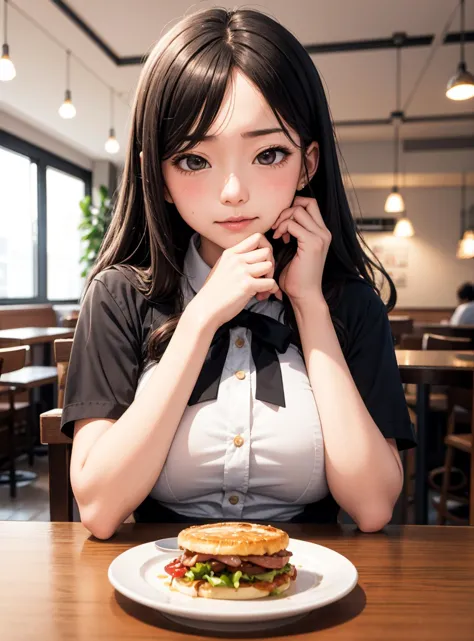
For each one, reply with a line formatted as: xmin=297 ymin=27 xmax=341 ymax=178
xmin=164 ymin=559 xmax=187 ymax=578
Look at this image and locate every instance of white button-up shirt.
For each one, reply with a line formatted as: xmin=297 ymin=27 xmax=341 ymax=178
xmin=135 ymin=233 xmax=328 ymax=521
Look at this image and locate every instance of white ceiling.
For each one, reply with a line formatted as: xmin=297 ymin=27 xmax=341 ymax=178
xmin=1 ymin=0 xmax=473 ymax=162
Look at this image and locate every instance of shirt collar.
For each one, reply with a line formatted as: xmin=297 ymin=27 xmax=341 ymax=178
xmin=183 ymin=232 xmax=211 ymax=295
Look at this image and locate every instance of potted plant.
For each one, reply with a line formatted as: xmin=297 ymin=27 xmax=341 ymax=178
xmin=78 ymin=185 xmax=113 ymax=278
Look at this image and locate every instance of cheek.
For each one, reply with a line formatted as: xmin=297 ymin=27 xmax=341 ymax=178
xmin=258 ymin=168 xmax=298 ymax=210
xmin=167 ymin=174 xmax=208 ymax=219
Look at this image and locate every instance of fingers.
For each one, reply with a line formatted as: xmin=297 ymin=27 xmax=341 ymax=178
xmin=273 ymin=206 xmax=319 ymax=241
xmin=231 ymin=232 xmax=271 ymax=254
xmin=292 ymin=196 xmax=326 ymax=229
xmin=253 ymin=278 xmax=281 ymax=296
xmin=244 ymin=247 xmax=273 ymax=264
xmin=247 ymin=260 xmax=274 ymax=278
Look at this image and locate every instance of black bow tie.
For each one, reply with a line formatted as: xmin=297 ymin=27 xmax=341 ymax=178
xmin=188 ymin=309 xmax=295 ymax=408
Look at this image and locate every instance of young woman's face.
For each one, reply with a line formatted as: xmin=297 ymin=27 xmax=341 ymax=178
xmin=161 ymin=70 xmax=318 ymax=264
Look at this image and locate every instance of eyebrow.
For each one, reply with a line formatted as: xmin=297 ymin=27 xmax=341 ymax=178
xmin=184 ymin=128 xmax=284 ymax=142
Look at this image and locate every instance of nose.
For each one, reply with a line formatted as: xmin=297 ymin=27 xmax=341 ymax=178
xmin=220 ymin=173 xmax=249 ymax=206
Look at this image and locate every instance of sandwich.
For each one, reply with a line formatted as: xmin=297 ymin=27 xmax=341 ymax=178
xmin=163 ymin=522 xmax=296 ymax=599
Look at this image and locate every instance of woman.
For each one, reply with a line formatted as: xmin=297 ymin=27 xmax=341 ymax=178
xmin=62 ymin=8 xmax=415 ymax=539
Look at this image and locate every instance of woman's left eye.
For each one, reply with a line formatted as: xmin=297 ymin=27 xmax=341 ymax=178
xmin=255 ymin=147 xmax=292 ymax=166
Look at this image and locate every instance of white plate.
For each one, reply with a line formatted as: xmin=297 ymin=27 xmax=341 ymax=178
xmin=108 ymin=537 xmax=358 ymax=631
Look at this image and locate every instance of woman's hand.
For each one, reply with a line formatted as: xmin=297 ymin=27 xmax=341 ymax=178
xmin=189 ymin=232 xmax=283 ymax=330
xmin=272 ymin=196 xmax=331 ymax=306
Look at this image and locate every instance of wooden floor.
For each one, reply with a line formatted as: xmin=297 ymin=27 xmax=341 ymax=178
xmin=0 ymin=454 xmax=50 ymax=521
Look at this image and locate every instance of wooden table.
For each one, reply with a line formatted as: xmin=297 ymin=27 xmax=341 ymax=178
xmin=396 ymin=350 xmax=474 ymax=524
xmin=1 ymin=522 xmax=473 ymax=641
xmin=0 ymin=327 xmax=74 ymax=360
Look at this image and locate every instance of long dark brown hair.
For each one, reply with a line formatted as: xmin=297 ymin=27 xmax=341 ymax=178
xmin=87 ymin=7 xmax=396 ymax=361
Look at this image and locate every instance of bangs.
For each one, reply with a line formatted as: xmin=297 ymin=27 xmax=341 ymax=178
xmin=156 ymin=30 xmax=307 ymax=161
xmin=158 ymin=41 xmax=234 ymax=159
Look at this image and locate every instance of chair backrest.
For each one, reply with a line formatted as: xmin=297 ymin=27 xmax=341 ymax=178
xmin=399 ymin=334 xmax=423 ymax=350
xmin=0 ymin=346 xmax=28 ymax=376
xmin=62 ymin=315 xmax=78 ymax=329
xmin=422 ymin=333 xmax=473 ymax=351
xmin=390 ymin=318 xmax=414 ymax=346
xmin=0 ymin=304 xmax=57 ymax=330
xmin=54 ymin=339 xmax=73 ymax=409
xmin=40 ymin=338 xmax=73 ymax=521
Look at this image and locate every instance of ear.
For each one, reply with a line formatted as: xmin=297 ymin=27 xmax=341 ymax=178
xmin=298 ymin=141 xmax=319 ymax=189
xmin=141 ymin=151 xmax=174 ymax=203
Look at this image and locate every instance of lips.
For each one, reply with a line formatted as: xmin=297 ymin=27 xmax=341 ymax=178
xmin=217 ymin=217 xmax=257 ymax=231
xmin=219 ymin=217 xmax=255 ymax=223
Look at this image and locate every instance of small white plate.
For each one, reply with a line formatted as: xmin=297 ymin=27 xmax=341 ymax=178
xmin=108 ymin=537 xmax=358 ymax=631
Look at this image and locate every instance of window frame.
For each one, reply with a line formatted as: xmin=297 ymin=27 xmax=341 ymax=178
xmin=0 ymin=129 xmax=92 ymax=305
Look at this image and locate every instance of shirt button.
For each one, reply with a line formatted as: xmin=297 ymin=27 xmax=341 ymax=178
xmin=233 ymin=435 xmax=244 ymax=448
xmin=235 ymin=337 xmax=245 ymax=348
xmin=229 ymin=495 xmax=239 ymax=505
xmin=235 ymin=370 xmax=246 ymax=380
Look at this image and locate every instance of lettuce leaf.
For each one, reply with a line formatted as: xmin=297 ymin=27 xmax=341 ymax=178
xmin=183 ymin=561 xmax=292 ymax=587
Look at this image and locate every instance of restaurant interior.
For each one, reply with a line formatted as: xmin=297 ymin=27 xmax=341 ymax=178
xmin=0 ymin=1 xmax=474 ymax=639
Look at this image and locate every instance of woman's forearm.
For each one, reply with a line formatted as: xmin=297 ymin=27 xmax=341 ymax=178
xmin=74 ymin=301 xmax=218 ymax=537
xmin=293 ymin=299 xmax=403 ymax=531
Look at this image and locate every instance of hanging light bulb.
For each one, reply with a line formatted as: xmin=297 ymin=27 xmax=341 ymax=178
xmin=105 ymin=128 xmax=120 ymax=154
xmin=385 ymin=186 xmax=406 ymax=213
xmin=0 ymin=1 xmax=16 ymax=82
xmin=456 ymin=178 xmax=474 ymax=258
xmin=59 ymin=50 xmax=76 ymax=119
xmin=384 ymin=34 xmax=414 ymax=236
xmin=394 ymin=217 xmax=415 ymax=238
xmin=446 ymin=0 xmax=474 ymax=101
xmin=104 ymin=89 xmax=120 ymax=154
xmin=456 ymin=230 xmax=474 ymax=259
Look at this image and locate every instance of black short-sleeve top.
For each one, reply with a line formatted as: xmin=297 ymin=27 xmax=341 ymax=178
xmin=61 ymin=244 xmax=415 ymax=524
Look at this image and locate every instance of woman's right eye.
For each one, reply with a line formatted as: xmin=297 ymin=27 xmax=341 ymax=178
xmin=172 ymin=154 xmax=210 ymax=173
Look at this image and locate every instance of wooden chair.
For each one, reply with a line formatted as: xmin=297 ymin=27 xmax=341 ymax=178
xmin=0 ymin=346 xmax=31 ymax=498
xmin=422 ymin=334 xmax=472 ymax=351
xmin=401 ymin=333 xmax=472 ymax=521
xmin=390 ymin=317 xmax=414 ymax=347
xmin=399 ymin=334 xmax=423 ymax=350
xmin=436 ymin=379 xmax=474 ymax=525
xmin=62 ymin=315 xmax=78 ymax=329
xmin=40 ymin=339 xmax=73 ymax=521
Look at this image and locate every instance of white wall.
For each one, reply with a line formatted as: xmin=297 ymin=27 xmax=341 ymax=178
xmin=1 ymin=109 xmax=93 ymax=170
xmin=340 ymin=140 xmax=474 ymax=308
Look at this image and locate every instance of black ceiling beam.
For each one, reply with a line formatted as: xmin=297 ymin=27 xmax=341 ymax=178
xmin=51 ymin=0 xmax=474 ymax=66
xmin=334 ymin=113 xmax=474 ymax=127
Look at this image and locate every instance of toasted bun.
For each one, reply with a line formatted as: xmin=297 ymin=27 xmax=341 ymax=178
xmin=177 ymin=522 xmax=289 ymax=556
xmin=172 ymin=577 xmax=291 ymax=600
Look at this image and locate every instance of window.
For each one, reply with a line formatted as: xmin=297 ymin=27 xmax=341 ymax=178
xmin=0 ymin=130 xmax=92 ymax=303
xmin=0 ymin=147 xmax=38 ymax=298
xmin=46 ymin=167 xmax=85 ymax=300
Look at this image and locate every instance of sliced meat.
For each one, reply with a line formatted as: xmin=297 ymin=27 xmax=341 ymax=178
xmin=180 ymin=553 xmax=213 ymax=567
xmin=240 ymin=563 xmax=268 ymax=576
xmin=209 ymin=561 xmax=226 ymax=573
xmin=242 ymin=555 xmax=290 ymax=569
xmin=212 ymin=555 xmax=242 ymax=567
xmin=275 ymin=549 xmax=293 ymax=557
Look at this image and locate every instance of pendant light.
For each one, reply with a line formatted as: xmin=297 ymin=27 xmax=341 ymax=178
xmin=456 ymin=175 xmax=474 ymax=259
xmin=0 ymin=0 xmax=16 ymax=82
xmin=446 ymin=0 xmax=474 ymax=101
xmin=58 ymin=50 xmax=76 ymax=119
xmin=386 ymin=34 xmax=414 ymax=237
xmin=104 ymin=88 xmax=120 ymax=154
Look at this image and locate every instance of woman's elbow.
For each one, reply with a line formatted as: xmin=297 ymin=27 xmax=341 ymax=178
xmin=79 ymin=505 xmax=118 ymax=540
xmin=355 ymin=506 xmax=393 ymax=533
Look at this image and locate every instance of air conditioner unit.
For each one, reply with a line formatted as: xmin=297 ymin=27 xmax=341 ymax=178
xmin=355 ymin=217 xmax=397 ymax=232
